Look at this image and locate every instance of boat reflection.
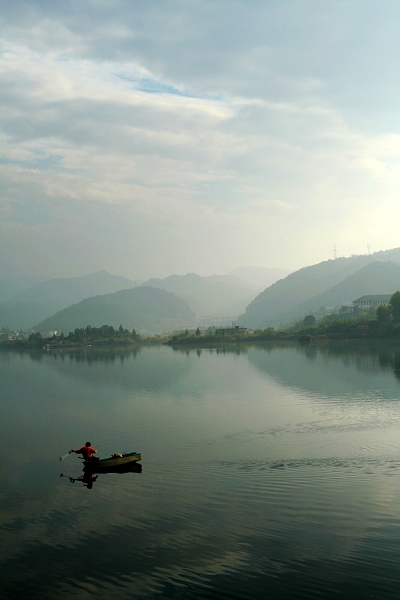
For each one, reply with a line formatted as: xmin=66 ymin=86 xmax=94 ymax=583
xmin=83 ymin=461 xmax=142 ymax=475
xmin=61 ymin=461 xmax=142 ymax=489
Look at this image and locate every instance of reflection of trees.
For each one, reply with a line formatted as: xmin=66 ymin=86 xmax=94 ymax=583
xmin=301 ymin=340 xmax=400 ymax=373
xmin=9 ymin=345 xmax=192 ymax=393
xmin=0 ymin=348 xmax=45 ymax=362
xmin=303 ymin=345 xmax=318 ymax=360
xmin=172 ymin=344 xmax=249 ymax=356
xmin=245 ymin=340 xmax=400 ymax=386
xmin=296 ymin=340 xmax=400 ymax=380
xmin=392 ymin=352 xmax=400 ymax=381
xmin=1 ymin=346 xmax=141 ymax=364
xmin=68 ymin=347 xmax=140 ymax=364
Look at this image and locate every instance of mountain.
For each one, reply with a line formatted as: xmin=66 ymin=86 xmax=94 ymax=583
xmin=36 ymin=287 xmax=196 ymax=334
xmin=294 ymin=261 xmax=400 ymax=315
xmin=0 ymin=271 xmax=135 ymax=330
xmin=141 ymin=272 xmax=261 ymax=318
xmin=227 ymin=266 xmax=292 ymax=289
xmin=0 ymin=275 xmax=49 ymax=303
xmin=239 ymin=248 xmax=400 ymax=328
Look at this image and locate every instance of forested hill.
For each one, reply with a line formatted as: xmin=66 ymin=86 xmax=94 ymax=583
xmin=238 ymin=248 xmax=400 ymax=328
xmin=36 ymin=287 xmax=196 ymax=334
xmin=292 ymin=261 xmax=400 ymax=316
xmin=0 ymin=271 xmax=135 ymax=330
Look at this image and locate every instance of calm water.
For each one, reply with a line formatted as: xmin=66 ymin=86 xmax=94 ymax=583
xmin=2 ymin=341 xmax=400 ymax=599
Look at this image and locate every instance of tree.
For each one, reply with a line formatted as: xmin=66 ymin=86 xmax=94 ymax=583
xmin=195 ymin=327 xmax=201 ymax=335
xmin=390 ymin=292 xmax=400 ymax=323
xmin=376 ymin=304 xmax=392 ymax=325
xmin=28 ymin=332 xmax=43 ymax=346
xmin=339 ymin=304 xmax=352 ymax=314
xmin=303 ymin=315 xmax=316 ymax=327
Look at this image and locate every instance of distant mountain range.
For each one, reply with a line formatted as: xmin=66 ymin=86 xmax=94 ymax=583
xmin=36 ymin=287 xmax=196 ymax=334
xmin=5 ymin=251 xmax=400 ymax=334
xmin=227 ymin=266 xmax=292 ymax=289
xmin=141 ymin=273 xmax=260 ymax=318
xmin=238 ymin=248 xmax=400 ymax=328
xmin=0 ymin=267 xmax=288 ymax=331
xmin=0 ymin=275 xmax=49 ymax=303
xmin=0 ymin=271 xmax=135 ymax=330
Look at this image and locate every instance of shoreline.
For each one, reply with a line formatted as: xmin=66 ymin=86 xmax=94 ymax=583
xmin=3 ymin=334 xmax=400 ymax=352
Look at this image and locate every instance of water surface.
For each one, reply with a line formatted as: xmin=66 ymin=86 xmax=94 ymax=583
xmin=2 ymin=341 xmax=400 ymax=599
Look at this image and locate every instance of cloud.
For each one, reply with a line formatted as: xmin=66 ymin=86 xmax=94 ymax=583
xmin=1 ymin=1 xmax=400 ymax=278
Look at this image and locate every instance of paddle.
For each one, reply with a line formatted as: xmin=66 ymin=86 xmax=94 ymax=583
xmin=59 ymin=450 xmax=74 ymax=462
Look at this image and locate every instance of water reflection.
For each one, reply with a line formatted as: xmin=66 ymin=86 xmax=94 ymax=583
xmin=62 ymin=471 xmax=99 ymax=489
xmin=297 ymin=339 xmax=400 ymax=378
xmin=247 ymin=340 xmax=400 ymax=398
xmin=171 ymin=343 xmax=249 ymax=356
xmin=0 ymin=344 xmax=141 ymax=363
xmin=3 ymin=343 xmax=400 ymax=599
xmin=61 ymin=462 xmax=142 ymax=489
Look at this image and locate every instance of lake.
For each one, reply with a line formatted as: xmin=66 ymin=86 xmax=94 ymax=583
xmin=2 ymin=341 xmax=400 ymax=599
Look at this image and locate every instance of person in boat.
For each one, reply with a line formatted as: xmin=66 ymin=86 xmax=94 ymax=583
xmin=71 ymin=442 xmax=99 ymax=461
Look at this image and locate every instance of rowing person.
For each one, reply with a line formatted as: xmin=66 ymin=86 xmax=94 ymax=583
xmin=71 ymin=441 xmax=99 ymax=461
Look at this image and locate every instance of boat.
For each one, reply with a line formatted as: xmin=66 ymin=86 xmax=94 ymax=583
xmin=83 ymin=451 xmax=141 ymax=470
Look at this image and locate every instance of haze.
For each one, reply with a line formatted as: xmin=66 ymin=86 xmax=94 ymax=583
xmin=1 ymin=1 xmax=400 ymax=280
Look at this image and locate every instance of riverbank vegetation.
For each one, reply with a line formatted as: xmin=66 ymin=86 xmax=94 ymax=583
xmin=1 ymin=324 xmax=169 ymax=348
xmin=169 ymin=292 xmax=400 ymax=345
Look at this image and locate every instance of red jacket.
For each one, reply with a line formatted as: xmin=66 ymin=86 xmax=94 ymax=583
xmin=75 ymin=445 xmax=97 ymax=460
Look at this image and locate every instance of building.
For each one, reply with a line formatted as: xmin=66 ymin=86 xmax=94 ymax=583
xmin=352 ymin=295 xmax=392 ymax=309
xmin=215 ymin=325 xmax=247 ymax=335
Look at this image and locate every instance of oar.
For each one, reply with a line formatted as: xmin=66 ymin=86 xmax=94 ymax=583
xmin=59 ymin=450 xmax=73 ymax=461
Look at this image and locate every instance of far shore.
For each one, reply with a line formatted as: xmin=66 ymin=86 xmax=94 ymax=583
xmin=2 ymin=330 xmax=400 ymax=351
xmin=2 ymin=313 xmax=400 ymax=350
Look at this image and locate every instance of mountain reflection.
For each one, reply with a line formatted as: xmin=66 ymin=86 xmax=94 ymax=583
xmin=3 ymin=345 xmax=194 ymax=394
xmin=247 ymin=340 xmax=400 ymax=397
xmin=170 ymin=339 xmax=400 ymax=385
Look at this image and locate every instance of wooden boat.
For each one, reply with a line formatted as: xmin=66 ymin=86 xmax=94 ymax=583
xmin=83 ymin=451 xmax=141 ymax=470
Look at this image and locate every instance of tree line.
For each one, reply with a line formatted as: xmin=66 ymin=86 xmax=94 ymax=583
xmin=376 ymin=291 xmax=400 ymax=325
xmin=26 ymin=324 xmax=138 ymax=346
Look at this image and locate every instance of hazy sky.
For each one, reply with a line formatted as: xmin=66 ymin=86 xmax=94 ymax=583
xmin=1 ymin=0 xmax=400 ymax=279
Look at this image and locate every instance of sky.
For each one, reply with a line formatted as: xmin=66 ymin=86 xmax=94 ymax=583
xmin=1 ymin=0 xmax=400 ymax=280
